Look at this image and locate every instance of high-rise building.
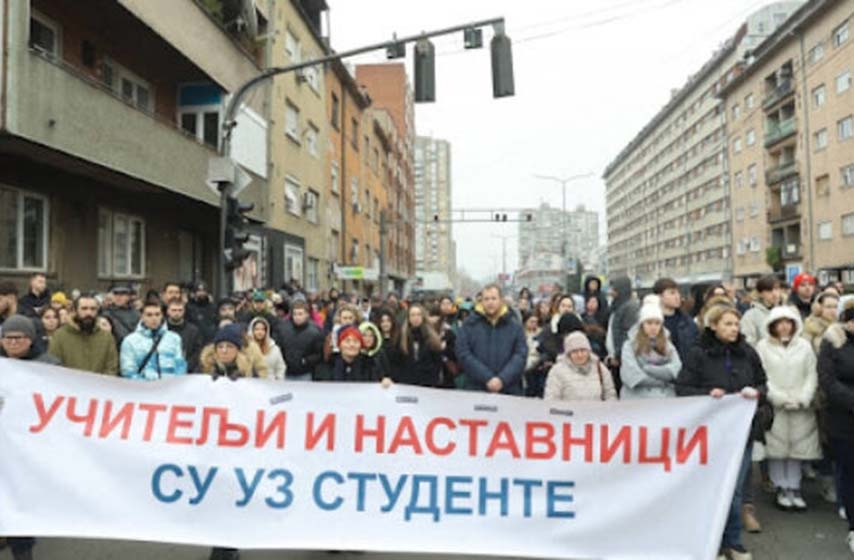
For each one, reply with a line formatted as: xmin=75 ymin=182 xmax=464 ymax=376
xmin=518 ymin=203 xmax=599 ymax=269
xmin=720 ymin=0 xmax=854 ymax=287
xmin=414 ymin=136 xmax=456 ymax=283
xmin=603 ymin=3 xmax=803 ymax=289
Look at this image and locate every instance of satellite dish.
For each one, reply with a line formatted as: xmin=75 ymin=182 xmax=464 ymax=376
xmin=222 ymin=0 xmax=258 ymax=39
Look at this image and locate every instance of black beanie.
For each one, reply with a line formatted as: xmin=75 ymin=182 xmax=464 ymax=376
xmin=557 ymin=313 xmax=584 ymax=335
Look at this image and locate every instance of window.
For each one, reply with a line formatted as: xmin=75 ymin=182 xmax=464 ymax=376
xmin=818 ymin=221 xmax=833 ymax=240
xmin=29 ymin=11 xmax=60 ymax=59
xmin=843 ymin=213 xmax=854 ymax=236
xmin=781 ymin=179 xmax=800 ymax=205
xmin=306 ymin=258 xmax=319 ymax=292
xmin=837 ymin=71 xmax=851 ymax=94
xmin=816 ymin=174 xmax=831 ymax=197
xmin=99 ymin=61 xmax=153 ymax=113
xmin=351 ymin=118 xmax=359 ymax=149
xmin=745 ymin=93 xmax=754 ymax=110
xmin=735 ymin=207 xmax=745 ymax=221
xmin=733 ymin=137 xmax=742 ymax=154
xmin=746 ymin=129 xmax=755 ymax=146
xmin=285 ymin=30 xmax=300 ymax=61
xmin=732 ymin=104 xmax=741 ymax=120
xmin=0 ymin=186 xmax=47 ymax=271
xmin=842 ymin=164 xmax=854 ymax=187
xmin=98 ymin=209 xmax=144 ymax=278
xmin=749 ymin=236 xmax=761 ymax=252
xmin=331 ymin=162 xmax=339 ymax=195
xmin=737 ymin=239 xmax=746 ymax=255
xmin=364 ymin=189 xmax=371 ymax=220
xmin=834 ymin=21 xmax=849 ymax=48
xmin=350 ymin=178 xmax=359 ymax=212
xmin=285 ymin=101 xmax=299 ymax=142
xmin=748 ymin=164 xmax=757 ymax=187
xmin=284 ymin=245 xmax=304 ymax=285
xmin=330 ymin=93 xmax=340 ymax=129
xmin=734 ymin=171 xmax=743 ymax=188
xmin=813 ymin=84 xmax=826 ymax=107
xmin=815 ymin=128 xmax=828 ymax=150
xmin=306 ymin=122 xmax=319 ymax=157
xmin=350 ymin=239 xmax=359 ymax=262
xmin=809 ymin=42 xmax=824 ymax=64
xmin=285 ymin=177 xmax=301 ymax=216
xmin=838 ymin=116 xmax=854 ymax=140
xmin=305 ymin=189 xmax=319 ymax=223
xmin=750 ymin=202 xmax=759 ymax=218
xmin=178 ymin=84 xmax=223 ymax=149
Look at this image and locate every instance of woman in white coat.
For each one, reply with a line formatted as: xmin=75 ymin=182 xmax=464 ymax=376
xmin=248 ymin=317 xmax=287 ymax=381
xmin=756 ymin=305 xmax=821 ymax=512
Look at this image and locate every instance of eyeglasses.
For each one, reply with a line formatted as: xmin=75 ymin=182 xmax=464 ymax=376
xmin=2 ymin=335 xmax=28 ymax=342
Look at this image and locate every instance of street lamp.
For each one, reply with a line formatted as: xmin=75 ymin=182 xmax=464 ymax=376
xmin=532 ymin=172 xmax=593 ymax=290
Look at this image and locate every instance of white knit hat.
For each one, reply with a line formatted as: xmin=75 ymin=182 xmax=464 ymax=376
xmin=638 ymin=294 xmax=664 ymax=323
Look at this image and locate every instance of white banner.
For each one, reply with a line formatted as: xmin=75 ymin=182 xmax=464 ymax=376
xmin=0 ymin=359 xmax=755 ymax=559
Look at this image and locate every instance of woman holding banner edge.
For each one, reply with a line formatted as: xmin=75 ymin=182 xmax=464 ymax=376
xmin=677 ymin=304 xmax=768 ymax=560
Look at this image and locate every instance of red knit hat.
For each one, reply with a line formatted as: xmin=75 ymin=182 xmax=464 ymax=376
xmin=337 ymin=325 xmax=364 ymax=347
xmin=792 ymin=273 xmax=816 ymax=291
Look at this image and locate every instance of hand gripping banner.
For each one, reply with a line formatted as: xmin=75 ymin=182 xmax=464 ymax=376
xmin=0 ymin=359 xmax=755 ymax=559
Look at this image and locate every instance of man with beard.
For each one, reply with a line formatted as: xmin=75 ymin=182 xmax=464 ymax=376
xmin=186 ymin=282 xmax=217 ymax=343
xmin=103 ymin=284 xmax=140 ymax=345
xmin=48 ymin=294 xmax=118 ymax=374
xmin=166 ymin=299 xmax=203 ymax=372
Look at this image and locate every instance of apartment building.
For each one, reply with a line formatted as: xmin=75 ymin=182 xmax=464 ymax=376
xmin=721 ymin=0 xmax=854 ymax=287
xmin=1 ymin=0 xmax=270 ymax=293
xmin=414 ymin=136 xmax=456 ymax=283
xmin=356 ymin=64 xmax=416 ymax=293
xmin=603 ymin=3 xmax=802 ymax=289
xmin=518 ymin=203 xmax=599 ymax=270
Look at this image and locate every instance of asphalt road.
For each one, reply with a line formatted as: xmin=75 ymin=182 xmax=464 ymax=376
xmin=4 ymin=468 xmax=851 ymax=559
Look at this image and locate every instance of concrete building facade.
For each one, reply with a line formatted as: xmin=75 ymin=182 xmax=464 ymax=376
xmin=414 ymin=136 xmax=456 ymax=284
xmin=1 ymin=0 xmax=270 ymax=294
xmin=603 ymin=2 xmax=803 ymax=289
xmin=721 ymin=0 xmax=854 ymax=287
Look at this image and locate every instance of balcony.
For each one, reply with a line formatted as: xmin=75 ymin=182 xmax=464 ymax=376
xmin=764 ymin=117 xmax=797 ymax=148
xmin=765 ymin=161 xmax=798 ymax=186
xmin=762 ymin=79 xmax=794 ymax=111
xmin=767 ymin=203 xmax=801 ymax=224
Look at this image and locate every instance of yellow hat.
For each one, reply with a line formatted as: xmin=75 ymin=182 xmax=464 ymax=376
xmin=51 ymin=292 xmax=68 ymax=306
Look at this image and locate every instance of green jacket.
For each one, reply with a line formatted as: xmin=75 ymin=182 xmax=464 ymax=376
xmin=48 ymin=323 xmax=119 ymax=375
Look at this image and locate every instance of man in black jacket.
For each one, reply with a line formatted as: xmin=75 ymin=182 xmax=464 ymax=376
xmin=17 ymin=273 xmax=51 ymax=318
xmin=653 ymin=277 xmax=698 ymax=363
xmin=103 ymin=284 xmax=140 ymax=345
xmin=276 ymin=300 xmax=323 ymax=381
xmin=166 ymin=299 xmax=203 ymax=372
xmin=186 ymin=282 xmax=217 ymax=344
xmin=606 ymin=275 xmax=639 ymax=393
xmin=788 ymin=273 xmax=817 ymax=320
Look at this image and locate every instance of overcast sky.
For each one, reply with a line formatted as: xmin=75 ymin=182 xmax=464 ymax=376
xmin=327 ymin=0 xmax=772 ymax=281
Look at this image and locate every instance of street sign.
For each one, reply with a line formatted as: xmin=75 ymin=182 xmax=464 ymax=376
xmin=206 ymin=156 xmax=252 ymax=198
xmin=335 ymin=266 xmax=379 ymax=281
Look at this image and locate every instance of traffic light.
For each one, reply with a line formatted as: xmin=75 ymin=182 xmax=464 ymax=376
xmin=493 ymin=213 xmax=508 ymax=222
xmin=224 ymin=196 xmax=254 ymax=270
xmin=525 ymin=213 xmax=533 ymax=222
xmin=414 ymin=39 xmax=436 ymax=102
xmin=491 ymin=25 xmax=515 ymax=98
xmin=433 ymin=214 xmax=440 ymax=222
xmin=464 ymin=28 xmax=483 ymax=49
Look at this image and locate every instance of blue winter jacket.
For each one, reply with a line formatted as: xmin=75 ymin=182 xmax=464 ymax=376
xmin=456 ymin=305 xmax=528 ymax=395
xmin=120 ymin=321 xmax=187 ymax=380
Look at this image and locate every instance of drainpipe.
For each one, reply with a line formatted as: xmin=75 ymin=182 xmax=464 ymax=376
xmin=339 ymin=80 xmax=347 ymax=292
xmin=797 ymin=32 xmax=815 ymax=273
xmin=1 ymin=0 xmax=10 ymax=132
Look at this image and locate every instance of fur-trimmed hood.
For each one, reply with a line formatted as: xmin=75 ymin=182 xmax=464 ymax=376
xmin=824 ymin=323 xmax=853 ymax=350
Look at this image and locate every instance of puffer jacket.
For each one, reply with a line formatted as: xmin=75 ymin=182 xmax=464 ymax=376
xmin=818 ymin=324 xmax=854 ymax=441
xmin=741 ymin=301 xmax=775 ymax=347
xmin=756 ymin=306 xmax=821 ymax=460
xmin=544 ymin=355 xmax=617 ymax=402
xmin=120 ymin=321 xmax=187 ymax=380
xmin=456 ymin=304 xmax=527 ymax=395
xmin=606 ymin=276 xmax=639 ymax=361
xmin=619 ymin=325 xmax=682 ymax=400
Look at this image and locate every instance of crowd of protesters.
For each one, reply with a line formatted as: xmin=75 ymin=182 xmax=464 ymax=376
xmin=1 ymin=270 xmax=854 ymax=560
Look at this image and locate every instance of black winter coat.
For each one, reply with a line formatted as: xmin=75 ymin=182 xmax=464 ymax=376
xmin=818 ymin=325 xmax=854 ymax=441
xmin=167 ymin=320 xmax=203 ymax=372
xmin=386 ymin=330 xmax=443 ymax=387
xmin=186 ymin=297 xmax=217 ymax=343
xmin=677 ymin=329 xmax=769 ymax=441
xmin=331 ymin=354 xmax=378 ymax=383
xmin=663 ymin=310 xmax=699 ymax=364
xmin=17 ymin=290 xmax=51 ymax=318
xmin=276 ymin=319 xmax=324 ymax=377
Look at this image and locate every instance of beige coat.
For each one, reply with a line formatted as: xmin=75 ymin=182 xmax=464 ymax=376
xmin=544 ymin=356 xmax=617 ymax=402
xmin=756 ymin=306 xmax=821 ymax=460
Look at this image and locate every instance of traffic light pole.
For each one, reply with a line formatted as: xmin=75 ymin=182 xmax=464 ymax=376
xmin=215 ymin=16 xmax=511 ymax=299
